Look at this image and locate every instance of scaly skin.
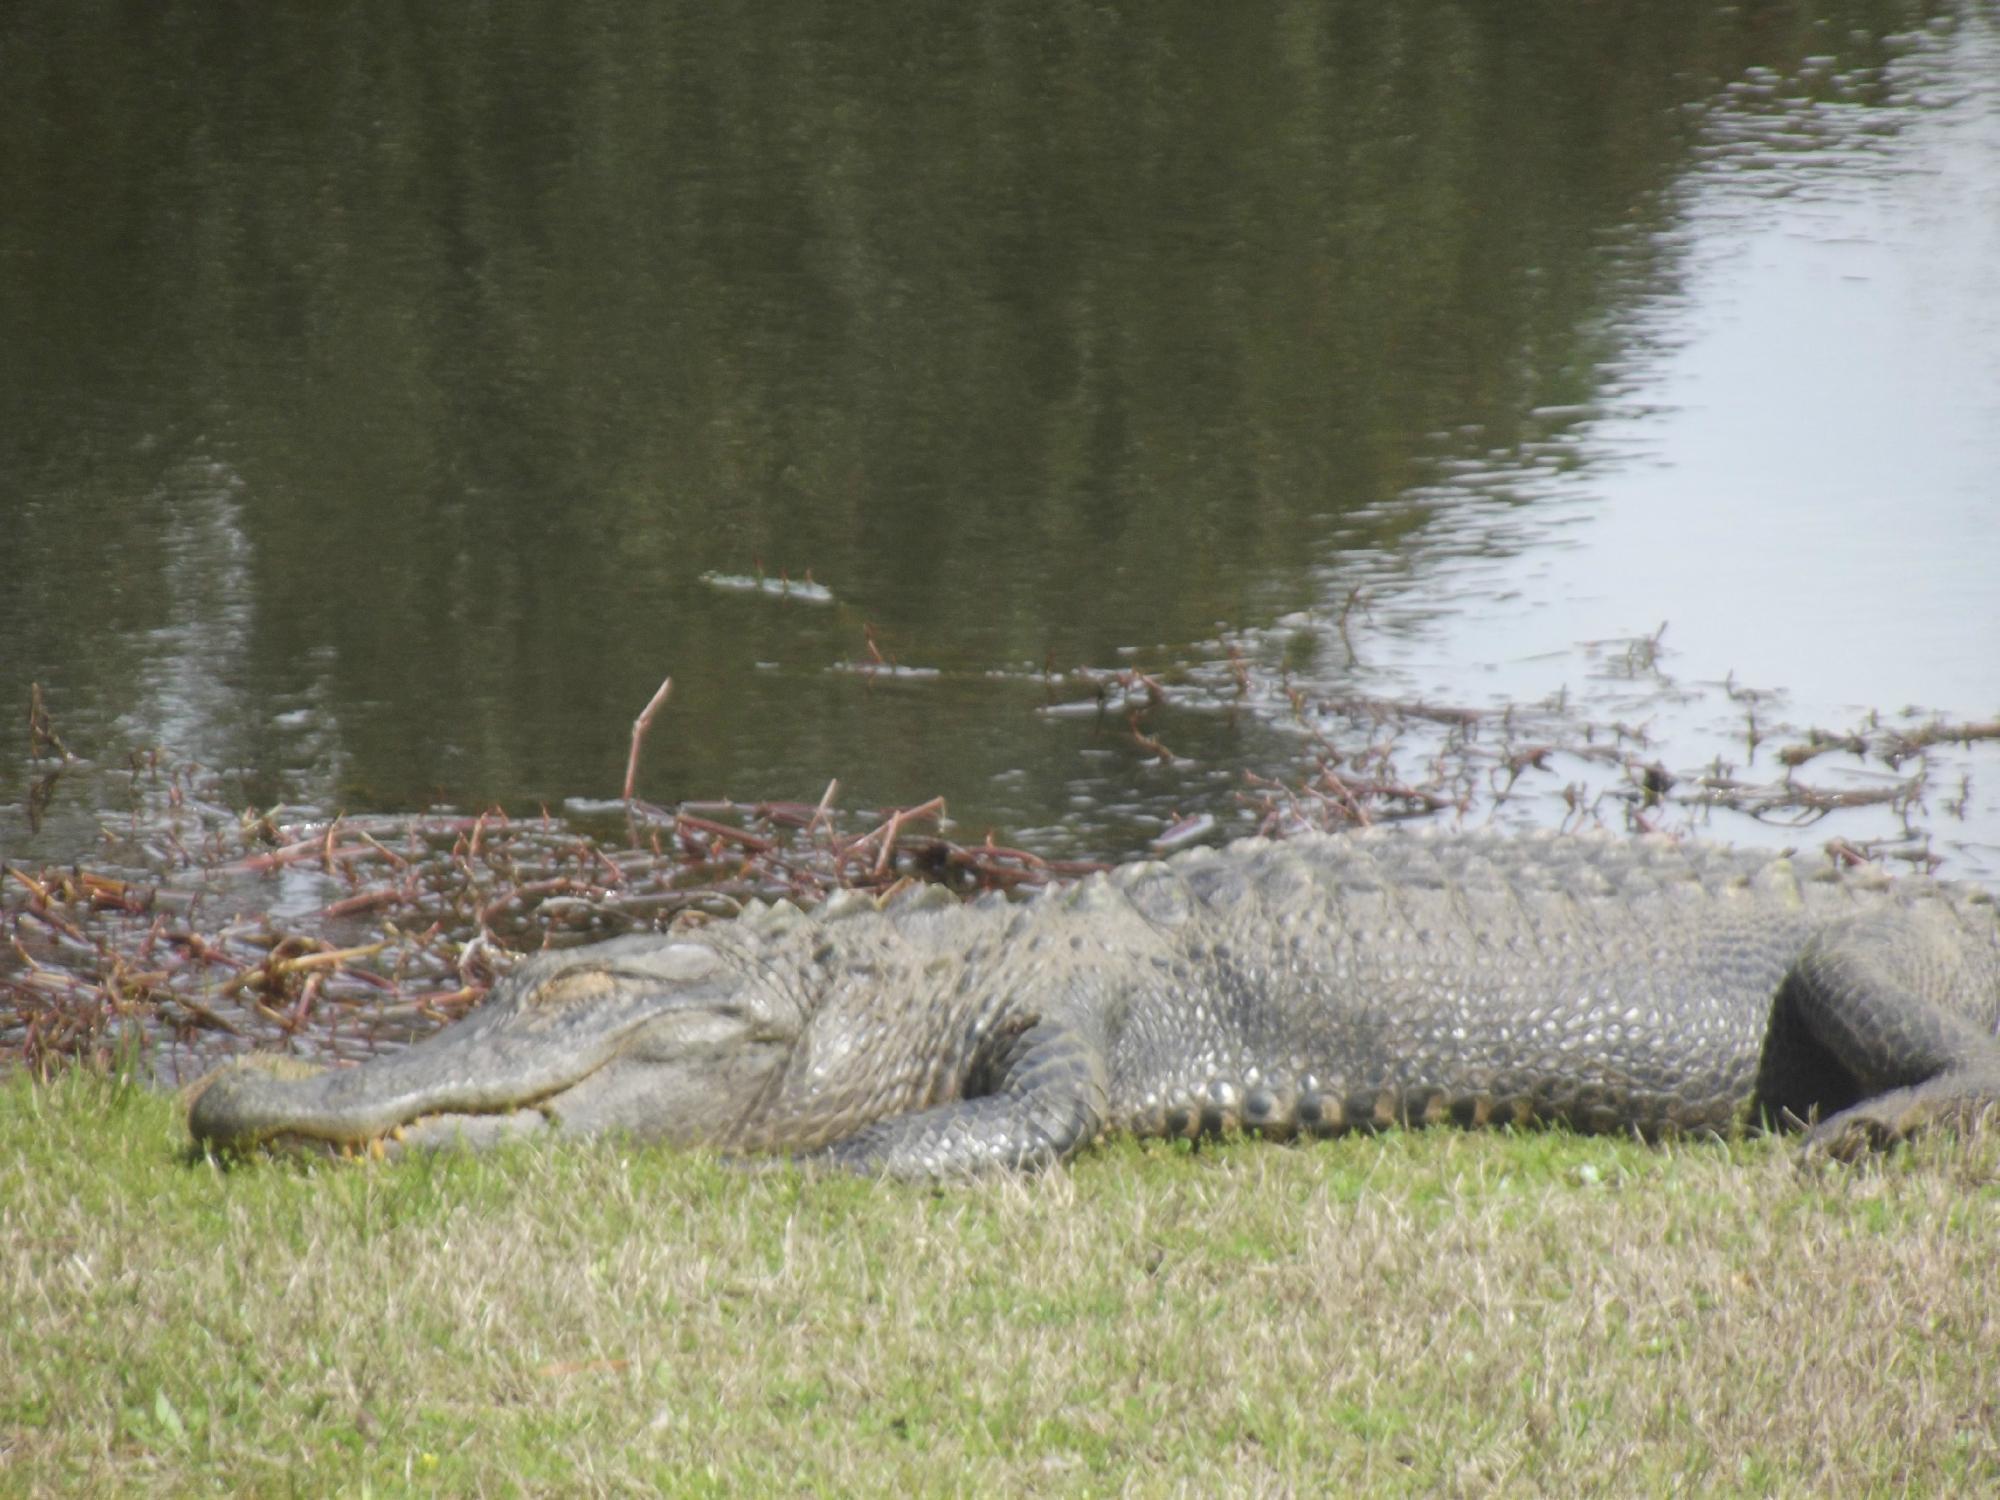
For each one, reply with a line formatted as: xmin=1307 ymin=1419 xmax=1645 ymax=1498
xmin=187 ymin=827 xmax=2000 ymax=1175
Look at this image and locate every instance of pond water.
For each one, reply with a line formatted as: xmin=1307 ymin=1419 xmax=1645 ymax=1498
xmin=3 ymin=1 xmax=1997 ymax=875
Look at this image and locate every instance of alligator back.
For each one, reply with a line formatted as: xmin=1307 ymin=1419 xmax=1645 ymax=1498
xmin=1082 ymin=829 xmax=1890 ymax=1139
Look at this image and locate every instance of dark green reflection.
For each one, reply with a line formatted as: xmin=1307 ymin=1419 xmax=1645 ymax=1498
xmin=0 ymin=0 xmax=1949 ymax=846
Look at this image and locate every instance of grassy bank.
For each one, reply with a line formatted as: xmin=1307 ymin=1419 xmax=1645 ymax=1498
xmin=3 ymin=1069 xmax=1996 ymax=1496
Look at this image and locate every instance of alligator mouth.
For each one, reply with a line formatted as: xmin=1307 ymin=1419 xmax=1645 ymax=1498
xmin=184 ymin=1052 xmax=589 ymax=1159
xmin=250 ymin=1107 xmax=560 ymax=1159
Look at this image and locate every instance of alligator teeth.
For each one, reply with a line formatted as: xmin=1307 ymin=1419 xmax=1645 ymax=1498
xmin=368 ymin=1137 xmax=387 ymax=1161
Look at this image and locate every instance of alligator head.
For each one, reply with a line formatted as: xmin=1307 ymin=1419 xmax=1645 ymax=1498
xmin=186 ymin=934 xmax=800 ymax=1157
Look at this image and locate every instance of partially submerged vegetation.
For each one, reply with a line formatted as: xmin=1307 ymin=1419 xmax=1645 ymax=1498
xmin=7 ymin=662 xmax=1997 ymax=1083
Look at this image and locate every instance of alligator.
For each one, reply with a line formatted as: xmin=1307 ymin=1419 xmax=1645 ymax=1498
xmin=187 ymin=826 xmax=2000 ymax=1175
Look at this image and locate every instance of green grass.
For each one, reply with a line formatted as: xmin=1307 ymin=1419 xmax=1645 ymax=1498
xmin=4 ymin=1069 xmax=1997 ymax=1496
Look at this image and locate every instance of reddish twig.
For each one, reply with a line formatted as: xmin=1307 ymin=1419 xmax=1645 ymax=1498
xmin=623 ymin=675 xmax=675 ymax=802
xmin=1129 ymin=713 xmax=1177 ymax=763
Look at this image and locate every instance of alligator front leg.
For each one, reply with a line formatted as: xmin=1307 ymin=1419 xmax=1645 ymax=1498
xmin=809 ymin=1013 xmax=1109 ymax=1178
xmin=1759 ymin=913 xmax=2000 ymax=1159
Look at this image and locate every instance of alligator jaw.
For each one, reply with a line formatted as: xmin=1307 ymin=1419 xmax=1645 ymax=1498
xmin=185 ymin=1052 xmax=578 ymax=1157
xmin=249 ymin=1108 xmax=560 ymax=1159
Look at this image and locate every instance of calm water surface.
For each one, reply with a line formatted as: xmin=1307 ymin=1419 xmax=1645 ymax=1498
xmin=3 ymin=2 xmax=1997 ymax=871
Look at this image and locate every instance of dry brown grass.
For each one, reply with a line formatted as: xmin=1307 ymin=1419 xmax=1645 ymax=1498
xmin=3 ymin=1071 xmax=1997 ymax=1495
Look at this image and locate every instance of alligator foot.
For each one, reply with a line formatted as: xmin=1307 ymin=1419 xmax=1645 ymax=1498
xmin=1802 ymin=1078 xmax=2000 ymax=1162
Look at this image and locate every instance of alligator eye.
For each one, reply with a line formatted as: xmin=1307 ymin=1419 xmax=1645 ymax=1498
xmin=528 ymin=969 xmax=624 ymax=1010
